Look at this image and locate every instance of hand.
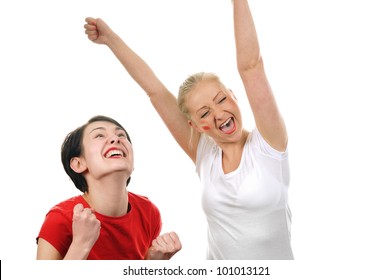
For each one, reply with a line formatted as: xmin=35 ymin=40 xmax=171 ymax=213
xmin=71 ymin=203 xmax=101 ymax=252
xmin=84 ymin=17 xmax=115 ymax=45
xmin=146 ymin=232 xmax=182 ymax=260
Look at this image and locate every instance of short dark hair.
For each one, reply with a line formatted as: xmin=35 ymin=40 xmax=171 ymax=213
xmin=61 ymin=115 xmax=132 ymax=193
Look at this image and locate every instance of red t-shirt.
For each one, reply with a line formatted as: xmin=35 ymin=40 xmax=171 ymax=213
xmin=37 ymin=192 xmax=162 ymax=259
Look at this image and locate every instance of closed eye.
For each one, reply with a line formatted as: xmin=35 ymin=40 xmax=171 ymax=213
xmin=201 ymin=110 xmax=210 ymax=119
xmin=218 ymin=97 xmax=226 ymax=104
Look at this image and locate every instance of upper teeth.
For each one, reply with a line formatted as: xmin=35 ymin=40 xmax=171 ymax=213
xmin=105 ymin=150 xmax=123 ymax=158
xmin=220 ymin=118 xmax=232 ymax=128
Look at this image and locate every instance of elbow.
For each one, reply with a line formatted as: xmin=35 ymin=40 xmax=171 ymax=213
xmin=237 ymin=55 xmax=263 ymax=74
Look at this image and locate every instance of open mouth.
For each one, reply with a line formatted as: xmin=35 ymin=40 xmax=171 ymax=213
xmin=104 ymin=149 xmax=124 ymax=158
xmin=219 ymin=117 xmax=236 ymax=134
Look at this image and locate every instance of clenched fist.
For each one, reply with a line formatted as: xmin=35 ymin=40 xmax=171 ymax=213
xmin=84 ymin=17 xmax=116 ymax=45
xmin=146 ymin=232 xmax=182 ymax=260
xmin=71 ymin=203 xmax=101 ymax=252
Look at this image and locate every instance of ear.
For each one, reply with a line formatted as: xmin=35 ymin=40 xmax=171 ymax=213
xmin=188 ymin=119 xmax=202 ymax=133
xmin=70 ymin=157 xmax=87 ymax=174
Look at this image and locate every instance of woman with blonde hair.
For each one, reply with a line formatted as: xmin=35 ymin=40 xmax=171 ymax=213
xmin=84 ymin=0 xmax=293 ymax=260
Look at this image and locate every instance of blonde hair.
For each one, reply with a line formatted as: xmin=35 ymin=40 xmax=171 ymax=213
xmin=177 ymin=72 xmax=223 ymax=120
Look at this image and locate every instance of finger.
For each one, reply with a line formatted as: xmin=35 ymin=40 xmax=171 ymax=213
xmin=84 ymin=24 xmax=97 ymax=31
xmin=169 ymin=232 xmax=182 ymax=250
xmin=160 ymin=232 xmax=182 ymax=252
xmin=152 ymin=236 xmax=164 ymax=248
xmin=160 ymin=232 xmax=179 ymax=244
xmin=152 ymin=236 xmax=169 ymax=252
xmin=73 ymin=203 xmax=84 ymax=215
xmin=85 ymin=29 xmax=98 ymax=36
xmin=87 ymin=34 xmax=98 ymax=41
xmin=85 ymin=17 xmax=97 ymax=25
xmin=83 ymin=27 xmax=99 ymax=41
xmin=161 ymin=233 xmax=174 ymax=245
xmin=90 ymin=214 xmax=101 ymax=227
xmin=95 ymin=18 xmax=105 ymax=26
xmin=151 ymin=239 xmax=159 ymax=249
xmin=155 ymin=234 xmax=175 ymax=251
xmin=83 ymin=208 xmax=93 ymax=215
xmin=169 ymin=232 xmax=179 ymax=242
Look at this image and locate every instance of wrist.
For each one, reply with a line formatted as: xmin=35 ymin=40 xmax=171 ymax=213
xmin=106 ymin=32 xmax=122 ymax=48
xmin=63 ymin=240 xmax=92 ymax=260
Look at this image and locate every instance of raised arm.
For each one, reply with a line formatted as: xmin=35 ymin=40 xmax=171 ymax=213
xmin=84 ymin=18 xmax=198 ymax=161
xmin=233 ymin=0 xmax=288 ymax=151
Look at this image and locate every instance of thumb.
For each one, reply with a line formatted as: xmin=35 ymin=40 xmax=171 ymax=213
xmin=73 ymin=203 xmax=84 ymax=215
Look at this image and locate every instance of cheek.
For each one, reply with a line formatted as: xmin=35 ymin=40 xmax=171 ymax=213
xmin=125 ymin=143 xmax=134 ymax=158
xmin=199 ymin=120 xmax=211 ymax=131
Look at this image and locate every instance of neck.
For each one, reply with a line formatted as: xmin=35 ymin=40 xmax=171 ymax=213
xmin=219 ymin=129 xmax=249 ymax=155
xmin=83 ymin=177 xmax=129 ymax=217
xmin=219 ymin=129 xmax=249 ymax=174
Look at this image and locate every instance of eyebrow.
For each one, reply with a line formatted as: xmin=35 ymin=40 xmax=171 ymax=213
xmin=212 ymin=90 xmax=223 ymax=102
xmin=196 ymin=106 xmax=209 ymax=114
xmin=88 ymin=126 xmax=124 ymax=134
xmin=196 ymin=91 xmax=224 ymax=114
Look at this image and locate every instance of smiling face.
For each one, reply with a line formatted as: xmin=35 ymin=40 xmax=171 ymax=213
xmin=186 ymin=79 xmax=243 ymax=144
xmin=73 ymin=121 xmax=134 ymax=185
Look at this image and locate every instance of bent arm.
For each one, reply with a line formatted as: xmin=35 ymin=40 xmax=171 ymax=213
xmin=36 ymin=204 xmax=100 ymax=260
xmin=85 ymin=18 xmax=199 ymax=161
xmin=36 ymin=238 xmax=91 ymax=260
xmin=36 ymin=238 xmax=63 ymax=260
xmin=233 ymin=0 xmax=287 ymax=151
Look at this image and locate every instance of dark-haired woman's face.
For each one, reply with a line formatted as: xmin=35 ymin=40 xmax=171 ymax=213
xmin=77 ymin=121 xmax=134 ymax=184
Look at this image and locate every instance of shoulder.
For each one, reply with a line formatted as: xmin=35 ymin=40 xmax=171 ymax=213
xmin=249 ymin=128 xmax=288 ymax=160
xmin=197 ymin=133 xmax=218 ymax=160
xmin=128 ymin=192 xmax=160 ymax=213
xmin=38 ymin=196 xmax=82 ymax=237
xmin=50 ymin=195 xmax=84 ymax=210
xmin=47 ymin=195 xmax=84 ymax=219
xmin=128 ymin=192 xmax=152 ymax=204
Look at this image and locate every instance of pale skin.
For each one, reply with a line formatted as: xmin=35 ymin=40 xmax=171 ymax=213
xmin=83 ymin=0 xmax=287 ymax=174
xmin=36 ymin=121 xmax=182 ymax=260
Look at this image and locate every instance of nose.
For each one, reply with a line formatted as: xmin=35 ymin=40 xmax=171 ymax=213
xmin=214 ymin=108 xmax=225 ymax=121
xmin=109 ymin=134 xmax=120 ymax=144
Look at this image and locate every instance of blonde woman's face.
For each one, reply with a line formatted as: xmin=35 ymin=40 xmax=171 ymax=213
xmin=186 ymin=80 xmax=243 ymax=143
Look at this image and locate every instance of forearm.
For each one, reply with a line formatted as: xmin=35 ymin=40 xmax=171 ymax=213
xmin=105 ymin=33 xmax=169 ymax=97
xmin=233 ymin=1 xmax=287 ymax=150
xmin=104 ymin=32 xmax=196 ymax=157
xmin=233 ymin=0 xmax=261 ymax=72
xmin=62 ymin=242 xmax=91 ymax=260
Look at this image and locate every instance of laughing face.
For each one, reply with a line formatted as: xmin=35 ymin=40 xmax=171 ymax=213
xmin=187 ymin=80 xmax=243 ymax=144
xmin=75 ymin=121 xmax=134 ymax=183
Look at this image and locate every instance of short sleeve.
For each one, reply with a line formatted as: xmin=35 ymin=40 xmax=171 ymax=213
xmin=37 ymin=210 xmax=73 ymax=258
xmin=253 ymin=129 xmax=288 ymax=161
xmin=149 ymin=202 xmax=162 ymax=243
xmin=196 ymin=133 xmax=216 ymax=175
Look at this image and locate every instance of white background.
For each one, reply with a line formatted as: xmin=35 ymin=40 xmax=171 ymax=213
xmin=1 ymin=0 xmax=391 ymax=279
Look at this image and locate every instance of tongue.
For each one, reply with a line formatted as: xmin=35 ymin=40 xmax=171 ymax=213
xmin=220 ymin=118 xmax=235 ymax=134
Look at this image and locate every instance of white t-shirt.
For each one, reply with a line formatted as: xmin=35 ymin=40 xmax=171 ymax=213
xmin=196 ymin=129 xmax=294 ymax=260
